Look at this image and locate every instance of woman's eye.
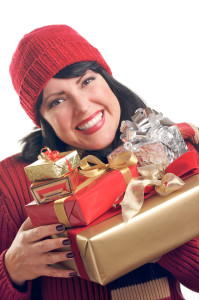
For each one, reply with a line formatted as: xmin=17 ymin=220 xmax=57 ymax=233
xmin=82 ymin=77 xmax=95 ymax=87
xmin=49 ymin=98 xmax=64 ymax=109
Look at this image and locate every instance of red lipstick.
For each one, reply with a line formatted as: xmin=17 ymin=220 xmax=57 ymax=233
xmin=76 ymin=110 xmax=105 ymax=135
xmin=76 ymin=110 xmax=102 ymax=127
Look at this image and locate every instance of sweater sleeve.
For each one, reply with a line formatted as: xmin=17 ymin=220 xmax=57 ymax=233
xmin=0 ymin=250 xmax=32 ymax=300
xmin=158 ymin=236 xmax=199 ymax=293
xmin=0 ymin=155 xmax=33 ymax=299
xmin=176 ymin=122 xmax=195 ymax=140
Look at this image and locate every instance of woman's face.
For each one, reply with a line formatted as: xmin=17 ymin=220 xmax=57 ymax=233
xmin=40 ymin=70 xmax=121 ymax=150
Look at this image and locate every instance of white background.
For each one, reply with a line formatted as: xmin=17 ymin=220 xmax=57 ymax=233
xmin=1 ymin=1 xmax=199 ymax=299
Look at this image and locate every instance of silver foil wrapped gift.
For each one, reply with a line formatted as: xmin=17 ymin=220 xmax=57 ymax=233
xmin=120 ymin=108 xmax=188 ymax=166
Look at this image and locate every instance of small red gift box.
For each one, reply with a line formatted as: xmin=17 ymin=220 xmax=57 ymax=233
xmin=30 ymin=168 xmax=79 ymax=204
xmin=25 ymin=165 xmax=139 ymax=227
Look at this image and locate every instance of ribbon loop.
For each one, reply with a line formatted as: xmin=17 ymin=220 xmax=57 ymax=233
xmin=120 ymin=167 xmax=185 ymax=222
xmin=155 ymin=173 xmax=184 ymax=196
xmin=79 ymin=156 xmax=108 ymax=177
xmin=109 ymin=151 xmax=138 ymax=169
xmin=38 ymin=147 xmax=60 ymax=161
xmin=79 ymin=153 xmax=138 ymax=178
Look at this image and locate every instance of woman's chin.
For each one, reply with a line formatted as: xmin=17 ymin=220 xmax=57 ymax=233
xmin=60 ymin=131 xmax=116 ymax=151
xmin=84 ymin=138 xmax=115 ymax=151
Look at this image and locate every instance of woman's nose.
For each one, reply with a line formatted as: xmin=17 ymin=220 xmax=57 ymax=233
xmin=72 ymin=91 xmax=90 ymax=114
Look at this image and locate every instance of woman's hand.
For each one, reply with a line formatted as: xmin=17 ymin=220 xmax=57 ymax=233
xmin=5 ymin=217 xmax=76 ymax=287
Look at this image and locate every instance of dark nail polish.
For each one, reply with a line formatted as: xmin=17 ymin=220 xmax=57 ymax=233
xmin=62 ymin=239 xmax=70 ymax=246
xmin=67 ymin=252 xmax=74 ymax=258
xmin=56 ymin=224 xmax=65 ymax=231
xmin=69 ymin=272 xmax=77 ymax=277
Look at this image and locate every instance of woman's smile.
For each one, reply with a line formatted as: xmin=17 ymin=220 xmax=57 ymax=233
xmin=40 ymin=70 xmax=121 ymax=150
xmin=76 ymin=110 xmax=105 ymax=134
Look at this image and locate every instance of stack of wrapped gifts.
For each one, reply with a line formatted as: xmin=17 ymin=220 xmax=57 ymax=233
xmin=25 ymin=148 xmax=81 ymax=204
xmin=25 ymin=147 xmax=138 ymax=227
xmin=25 ymin=108 xmax=199 ymax=285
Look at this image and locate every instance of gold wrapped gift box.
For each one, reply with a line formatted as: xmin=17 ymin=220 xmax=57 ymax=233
xmin=24 ymin=150 xmax=80 ymax=181
xmin=54 ymin=174 xmax=199 ymax=285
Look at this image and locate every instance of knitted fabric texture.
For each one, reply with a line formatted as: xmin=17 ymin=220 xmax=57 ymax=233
xmin=9 ymin=25 xmax=111 ymax=127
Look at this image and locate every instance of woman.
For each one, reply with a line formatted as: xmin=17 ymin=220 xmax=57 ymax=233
xmin=0 ymin=25 xmax=198 ymax=300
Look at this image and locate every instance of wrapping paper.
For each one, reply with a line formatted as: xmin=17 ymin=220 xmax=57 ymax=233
xmin=25 ymin=165 xmax=138 ymax=227
xmin=55 ymin=173 xmax=199 ymax=285
xmin=24 ymin=150 xmax=80 ymax=181
xmin=109 ymin=142 xmax=170 ymax=167
xmin=120 ymin=108 xmax=188 ymax=165
xmin=30 ymin=168 xmax=79 ymax=204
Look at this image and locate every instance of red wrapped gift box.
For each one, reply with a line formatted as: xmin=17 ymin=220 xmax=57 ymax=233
xmin=30 ymin=168 xmax=79 ymax=204
xmin=26 ymin=165 xmax=138 ymax=227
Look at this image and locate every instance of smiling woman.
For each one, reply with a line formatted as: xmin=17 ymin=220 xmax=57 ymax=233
xmin=19 ymin=60 xmax=145 ymax=163
xmin=0 ymin=24 xmax=199 ymax=300
xmin=40 ymin=69 xmax=121 ymax=149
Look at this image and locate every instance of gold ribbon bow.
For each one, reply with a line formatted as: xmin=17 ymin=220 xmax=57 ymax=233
xmin=79 ymin=152 xmax=138 ymax=185
xmin=53 ymin=152 xmax=138 ymax=227
xmin=120 ymin=164 xmax=185 ymax=222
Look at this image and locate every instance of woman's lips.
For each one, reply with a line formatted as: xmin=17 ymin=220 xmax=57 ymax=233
xmin=76 ymin=110 xmax=105 ymax=135
xmin=76 ymin=110 xmax=102 ymax=127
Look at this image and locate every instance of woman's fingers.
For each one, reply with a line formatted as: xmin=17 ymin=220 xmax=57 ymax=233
xmin=20 ymin=216 xmax=34 ymax=231
xmin=40 ymin=250 xmax=74 ymax=266
xmin=33 ymin=237 xmax=71 ymax=253
xmin=40 ymin=266 xmax=77 ymax=278
xmin=22 ymin=223 xmax=65 ymax=243
xmin=5 ymin=217 xmax=76 ymax=285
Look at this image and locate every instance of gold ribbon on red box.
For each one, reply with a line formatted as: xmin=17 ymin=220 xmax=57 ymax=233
xmin=79 ymin=151 xmax=138 ymax=184
xmin=120 ymin=150 xmax=199 ymax=221
xmin=53 ymin=152 xmax=138 ymax=226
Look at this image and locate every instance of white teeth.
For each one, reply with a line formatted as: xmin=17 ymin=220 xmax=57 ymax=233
xmin=78 ymin=111 xmax=103 ymax=130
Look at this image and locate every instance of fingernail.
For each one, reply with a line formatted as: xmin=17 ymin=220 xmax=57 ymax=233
xmin=69 ymin=272 xmax=77 ymax=277
xmin=66 ymin=252 xmax=74 ymax=258
xmin=62 ymin=239 xmax=70 ymax=246
xmin=56 ymin=224 xmax=65 ymax=231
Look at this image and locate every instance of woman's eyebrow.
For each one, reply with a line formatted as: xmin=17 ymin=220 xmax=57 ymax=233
xmin=44 ymin=91 xmax=65 ymax=103
xmin=75 ymin=74 xmax=85 ymax=85
xmin=44 ymin=72 xmax=89 ymax=103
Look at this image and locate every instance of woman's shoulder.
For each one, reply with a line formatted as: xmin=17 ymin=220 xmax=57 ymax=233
xmin=0 ymin=154 xmax=32 ymax=232
xmin=0 ymin=153 xmax=31 ymax=198
xmin=0 ymin=153 xmax=28 ymax=173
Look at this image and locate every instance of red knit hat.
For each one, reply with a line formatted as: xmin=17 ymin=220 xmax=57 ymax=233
xmin=9 ymin=24 xmax=112 ymax=127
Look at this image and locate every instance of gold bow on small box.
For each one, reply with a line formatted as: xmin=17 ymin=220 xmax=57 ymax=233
xmin=79 ymin=151 xmax=138 ymax=185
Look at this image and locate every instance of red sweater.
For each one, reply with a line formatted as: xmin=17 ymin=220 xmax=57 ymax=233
xmin=0 ymin=146 xmax=199 ymax=300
